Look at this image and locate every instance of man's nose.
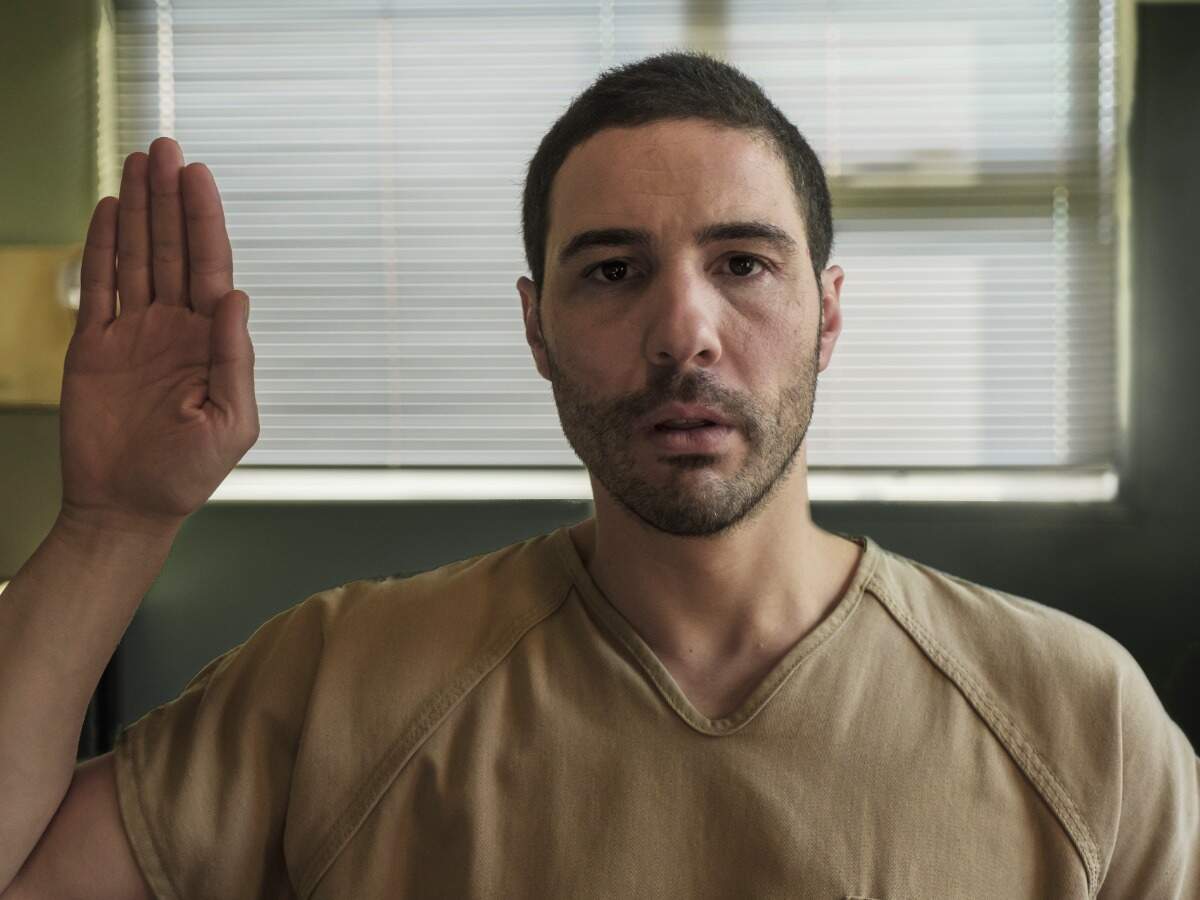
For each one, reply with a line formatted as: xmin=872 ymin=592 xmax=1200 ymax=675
xmin=643 ymin=261 xmax=725 ymax=370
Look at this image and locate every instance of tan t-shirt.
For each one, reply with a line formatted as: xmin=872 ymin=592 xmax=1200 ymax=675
xmin=112 ymin=526 xmax=1199 ymax=899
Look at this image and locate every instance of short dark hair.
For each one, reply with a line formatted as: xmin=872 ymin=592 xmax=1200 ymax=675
xmin=520 ymin=49 xmax=834 ymax=298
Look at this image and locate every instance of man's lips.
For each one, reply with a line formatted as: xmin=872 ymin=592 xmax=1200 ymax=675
xmin=646 ymin=422 xmax=736 ymax=452
xmin=642 ymin=403 xmax=735 ymax=431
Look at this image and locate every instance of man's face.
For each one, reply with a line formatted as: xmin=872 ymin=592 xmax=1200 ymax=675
xmin=518 ymin=118 xmax=844 ymax=538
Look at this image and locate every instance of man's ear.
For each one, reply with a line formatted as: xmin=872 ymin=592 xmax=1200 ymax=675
xmin=517 ymin=275 xmax=552 ymax=381
xmin=817 ymin=265 xmax=845 ymax=374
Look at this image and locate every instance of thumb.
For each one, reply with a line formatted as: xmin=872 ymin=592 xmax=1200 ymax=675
xmin=208 ymin=289 xmax=258 ymax=430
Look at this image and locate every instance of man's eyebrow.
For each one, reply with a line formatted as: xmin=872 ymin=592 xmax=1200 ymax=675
xmin=556 ymin=220 xmax=799 ymax=267
xmin=695 ymin=220 xmax=798 ymax=257
xmin=557 ymin=228 xmax=653 ymax=266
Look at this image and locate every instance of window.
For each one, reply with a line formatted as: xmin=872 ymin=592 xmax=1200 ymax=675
xmin=114 ymin=0 xmax=1120 ymax=499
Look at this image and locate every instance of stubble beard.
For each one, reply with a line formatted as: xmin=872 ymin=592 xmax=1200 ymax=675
xmin=542 ymin=317 xmax=821 ymax=540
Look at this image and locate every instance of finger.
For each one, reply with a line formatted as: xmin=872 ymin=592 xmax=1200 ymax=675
xmin=77 ymin=196 xmax=118 ymax=331
xmin=148 ymin=136 xmax=189 ymax=307
xmin=181 ymin=162 xmax=234 ymax=316
xmin=208 ymin=290 xmax=259 ymax=444
xmin=116 ymin=151 xmax=153 ymax=313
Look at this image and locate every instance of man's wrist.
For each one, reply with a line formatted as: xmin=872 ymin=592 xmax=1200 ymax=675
xmin=52 ymin=505 xmax=184 ymax=552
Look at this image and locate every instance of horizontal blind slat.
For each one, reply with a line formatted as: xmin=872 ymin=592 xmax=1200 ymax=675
xmin=114 ymin=0 xmax=1117 ymax=468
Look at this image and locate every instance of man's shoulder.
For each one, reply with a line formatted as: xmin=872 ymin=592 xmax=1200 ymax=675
xmin=868 ymin=542 xmax=1133 ymax=696
xmin=283 ymin=528 xmax=574 ymax=880
xmin=302 ymin=527 xmax=573 ymax=647
xmin=304 ymin=528 xmax=576 ymax=701
xmin=867 ymin=542 xmax=1154 ymax=890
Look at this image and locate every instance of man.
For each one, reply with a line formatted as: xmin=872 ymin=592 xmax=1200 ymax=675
xmin=1 ymin=51 xmax=1196 ymax=899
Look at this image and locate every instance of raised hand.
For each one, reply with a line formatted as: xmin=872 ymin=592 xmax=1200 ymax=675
xmin=58 ymin=137 xmax=259 ymax=536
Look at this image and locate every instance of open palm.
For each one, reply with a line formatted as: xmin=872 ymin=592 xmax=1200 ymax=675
xmin=60 ymin=138 xmax=259 ymax=533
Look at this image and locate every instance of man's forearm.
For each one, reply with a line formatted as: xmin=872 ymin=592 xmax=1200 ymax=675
xmin=0 ymin=513 xmax=178 ymax=894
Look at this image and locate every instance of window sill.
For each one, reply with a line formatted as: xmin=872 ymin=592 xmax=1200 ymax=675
xmin=208 ymin=466 xmax=1119 ymax=504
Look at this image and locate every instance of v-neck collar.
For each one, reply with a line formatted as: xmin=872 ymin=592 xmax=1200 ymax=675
xmin=548 ymin=524 xmax=882 ymax=736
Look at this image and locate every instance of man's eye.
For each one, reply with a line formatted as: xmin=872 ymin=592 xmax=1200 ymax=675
xmin=584 ymin=259 xmax=636 ymax=285
xmin=726 ymin=255 xmax=766 ymax=277
xmin=581 ymin=254 xmax=768 ymax=287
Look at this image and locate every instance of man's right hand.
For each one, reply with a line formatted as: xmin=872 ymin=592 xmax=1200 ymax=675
xmin=58 ymin=137 xmax=259 ymax=537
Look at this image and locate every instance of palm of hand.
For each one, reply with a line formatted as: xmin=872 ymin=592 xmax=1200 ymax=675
xmin=61 ymin=304 xmax=230 ymax=524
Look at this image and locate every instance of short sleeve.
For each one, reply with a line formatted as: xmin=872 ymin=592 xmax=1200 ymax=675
xmin=1096 ymin=645 xmax=1200 ymax=898
xmin=112 ymin=591 xmax=336 ymax=900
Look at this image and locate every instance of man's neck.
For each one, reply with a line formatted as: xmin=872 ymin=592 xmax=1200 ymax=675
xmin=568 ymin=493 xmax=862 ymax=672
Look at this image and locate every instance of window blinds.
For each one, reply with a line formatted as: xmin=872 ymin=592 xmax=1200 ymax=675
xmin=114 ymin=0 xmax=1117 ymax=468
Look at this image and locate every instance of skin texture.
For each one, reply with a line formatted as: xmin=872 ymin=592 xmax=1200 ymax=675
xmin=516 ymin=119 xmax=862 ymax=713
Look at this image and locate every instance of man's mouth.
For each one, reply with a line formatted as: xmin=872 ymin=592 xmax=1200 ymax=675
xmin=646 ymin=421 xmax=735 ymax=452
xmin=655 ymin=420 xmax=716 ymax=431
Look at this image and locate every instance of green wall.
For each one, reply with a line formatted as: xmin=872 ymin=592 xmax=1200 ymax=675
xmin=0 ymin=0 xmax=109 ymax=244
